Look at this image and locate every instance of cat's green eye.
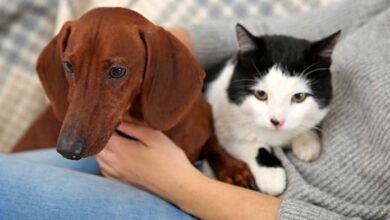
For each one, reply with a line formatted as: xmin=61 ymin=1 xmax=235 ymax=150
xmin=292 ymin=93 xmax=308 ymax=103
xmin=254 ymin=90 xmax=268 ymax=101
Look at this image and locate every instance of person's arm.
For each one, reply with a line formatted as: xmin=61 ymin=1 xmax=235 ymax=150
xmin=97 ymin=123 xmax=281 ymax=220
xmin=164 ymin=166 xmax=280 ymax=220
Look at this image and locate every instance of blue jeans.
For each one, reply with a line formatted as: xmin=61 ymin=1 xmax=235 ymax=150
xmin=0 ymin=149 xmax=195 ymax=220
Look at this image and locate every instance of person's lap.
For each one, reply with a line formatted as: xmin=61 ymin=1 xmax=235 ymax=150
xmin=12 ymin=148 xmax=101 ymax=174
xmin=0 ymin=149 xmax=195 ymax=220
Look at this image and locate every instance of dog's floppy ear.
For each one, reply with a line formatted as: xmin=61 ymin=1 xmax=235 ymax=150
xmin=141 ymin=27 xmax=205 ymax=130
xmin=36 ymin=22 xmax=73 ymax=121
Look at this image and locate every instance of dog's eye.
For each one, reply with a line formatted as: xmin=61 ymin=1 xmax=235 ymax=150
xmin=291 ymin=93 xmax=309 ymax=103
xmin=63 ymin=61 xmax=74 ymax=74
xmin=253 ymin=90 xmax=268 ymax=101
xmin=109 ymin=67 xmax=126 ymax=79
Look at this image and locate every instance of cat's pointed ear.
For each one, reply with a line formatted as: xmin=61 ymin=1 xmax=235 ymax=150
xmin=311 ymin=30 xmax=341 ymax=61
xmin=236 ymin=23 xmax=257 ymax=54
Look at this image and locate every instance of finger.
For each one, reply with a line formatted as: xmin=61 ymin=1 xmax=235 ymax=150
xmin=101 ymin=170 xmax=117 ymax=181
xmin=97 ymin=155 xmax=119 ymax=178
xmin=97 ymin=148 xmax=117 ymax=162
xmin=97 ymin=149 xmax=119 ymax=170
xmin=117 ymin=123 xmax=162 ymax=145
xmin=104 ymin=136 xmax=121 ymax=152
xmin=105 ymin=136 xmax=124 ymax=152
xmin=105 ymin=136 xmax=146 ymax=152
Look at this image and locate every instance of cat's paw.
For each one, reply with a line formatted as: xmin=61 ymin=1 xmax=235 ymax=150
xmin=292 ymin=131 xmax=321 ymax=162
xmin=215 ymin=159 xmax=256 ymax=189
xmin=251 ymin=165 xmax=287 ymax=196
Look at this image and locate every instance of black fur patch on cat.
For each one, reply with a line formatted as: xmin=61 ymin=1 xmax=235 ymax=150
xmin=256 ymin=148 xmax=283 ymax=167
xmin=227 ymin=24 xmax=340 ymax=108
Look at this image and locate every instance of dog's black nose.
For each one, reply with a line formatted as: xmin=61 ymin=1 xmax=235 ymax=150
xmin=57 ymin=138 xmax=86 ymax=160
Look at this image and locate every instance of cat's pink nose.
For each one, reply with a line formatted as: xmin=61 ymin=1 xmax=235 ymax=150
xmin=270 ymin=118 xmax=285 ymax=128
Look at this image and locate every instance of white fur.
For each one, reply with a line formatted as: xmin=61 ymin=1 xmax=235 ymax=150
xmin=292 ymin=130 xmax=321 ymax=161
xmin=206 ymin=60 xmax=328 ymax=195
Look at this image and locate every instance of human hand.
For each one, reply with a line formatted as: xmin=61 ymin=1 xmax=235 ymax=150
xmin=97 ymin=122 xmax=197 ymax=196
xmin=97 ymin=123 xmax=281 ymax=220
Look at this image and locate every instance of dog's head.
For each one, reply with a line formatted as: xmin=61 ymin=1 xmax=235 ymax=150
xmin=37 ymin=8 xmax=204 ymax=160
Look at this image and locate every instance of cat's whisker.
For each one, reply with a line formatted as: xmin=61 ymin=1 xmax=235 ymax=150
xmin=300 ymin=121 xmax=324 ymax=133
xmin=308 ymin=79 xmax=320 ymax=86
xmin=301 ymin=61 xmax=320 ymax=75
xmin=228 ymin=85 xmax=252 ymax=90
xmin=315 ymin=99 xmax=331 ymax=102
xmin=230 ymin=85 xmax=256 ymax=89
xmin=231 ymin=79 xmax=259 ymax=84
xmin=309 ymin=126 xmax=323 ymax=133
xmin=251 ymin=58 xmax=263 ymax=78
xmin=303 ymin=67 xmax=330 ymax=76
xmin=299 ymin=124 xmax=314 ymax=130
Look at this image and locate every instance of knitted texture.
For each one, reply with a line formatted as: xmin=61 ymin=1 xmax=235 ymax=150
xmin=188 ymin=0 xmax=390 ymax=219
xmin=0 ymin=0 xmax=57 ymax=152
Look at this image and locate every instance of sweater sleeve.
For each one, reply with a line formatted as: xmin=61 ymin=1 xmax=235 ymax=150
xmin=279 ymin=199 xmax=362 ymax=220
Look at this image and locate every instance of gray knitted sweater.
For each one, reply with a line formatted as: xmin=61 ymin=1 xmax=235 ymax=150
xmin=188 ymin=0 xmax=390 ymax=219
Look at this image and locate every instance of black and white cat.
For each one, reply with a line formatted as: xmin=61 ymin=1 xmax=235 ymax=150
xmin=205 ymin=24 xmax=340 ymax=195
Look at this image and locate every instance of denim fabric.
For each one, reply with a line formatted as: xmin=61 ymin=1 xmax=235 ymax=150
xmin=0 ymin=150 xmax=195 ymax=220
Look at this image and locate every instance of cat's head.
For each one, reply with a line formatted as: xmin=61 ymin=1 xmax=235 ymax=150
xmin=229 ymin=23 xmax=340 ymax=132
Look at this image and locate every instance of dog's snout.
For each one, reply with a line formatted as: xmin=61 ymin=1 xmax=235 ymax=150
xmin=57 ymin=138 xmax=86 ymax=160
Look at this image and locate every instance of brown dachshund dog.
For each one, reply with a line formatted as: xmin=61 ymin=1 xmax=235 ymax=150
xmin=30 ymin=7 xmax=255 ymax=188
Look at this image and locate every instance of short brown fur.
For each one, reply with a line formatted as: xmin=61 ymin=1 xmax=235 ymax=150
xmin=15 ymin=8 xmax=254 ymax=188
